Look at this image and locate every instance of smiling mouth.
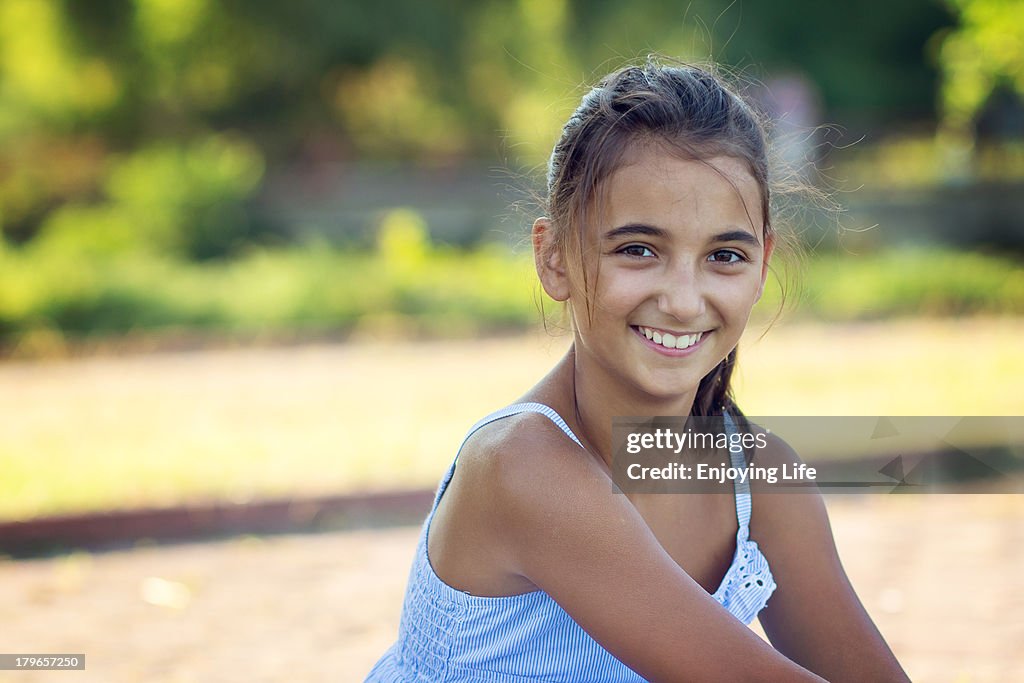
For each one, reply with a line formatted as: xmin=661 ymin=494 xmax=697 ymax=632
xmin=634 ymin=326 xmax=705 ymax=351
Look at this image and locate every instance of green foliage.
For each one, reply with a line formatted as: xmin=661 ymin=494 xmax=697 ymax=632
xmin=0 ymin=0 xmax=120 ymax=129
xmin=377 ymin=208 xmax=430 ymax=266
xmin=0 ymin=237 xmax=1022 ymax=356
xmin=707 ymin=0 xmax=953 ymax=118
xmin=29 ymin=135 xmax=265 ymax=259
xmin=0 ymin=0 xmax=965 ymax=249
xmin=938 ymin=0 xmax=1024 ymax=132
xmin=757 ymin=247 xmax=1024 ymax=320
xmin=0 ymin=236 xmax=540 ymax=351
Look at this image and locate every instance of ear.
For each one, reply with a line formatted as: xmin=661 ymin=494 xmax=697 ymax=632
xmin=532 ymin=217 xmax=570 ymax=302
xmin=755 ymin=231 xmax=775 ymax=303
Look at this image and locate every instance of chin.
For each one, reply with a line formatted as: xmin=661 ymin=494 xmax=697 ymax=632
xmin=632 ymin=372 xmax=702 ymax=404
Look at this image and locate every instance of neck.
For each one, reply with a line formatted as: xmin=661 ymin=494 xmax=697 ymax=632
xmin=569 ymin=341 xmax=697 ymax=471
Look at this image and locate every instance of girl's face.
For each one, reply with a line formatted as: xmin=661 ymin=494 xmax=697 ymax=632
xmin=556 ymin=146 xmax=773 ymax=402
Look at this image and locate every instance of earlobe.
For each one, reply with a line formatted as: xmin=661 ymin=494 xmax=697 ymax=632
xmin=532 ymin=218 xmax=571 ymax=302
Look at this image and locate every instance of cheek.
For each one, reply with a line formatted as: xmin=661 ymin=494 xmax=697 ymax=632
xmin=583 ymin=269 xmax=650 ymax=309
xmin=598 ymin=273 xmax=657 ymax=322
xmin=715 ymin=275 xmax=764 ymax=321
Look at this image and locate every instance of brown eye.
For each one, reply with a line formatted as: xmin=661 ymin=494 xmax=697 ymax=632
xmin=619 ymin=244 xmax=654 ymax=258
xmin=708 ymin=250 xmax=744 ymax=264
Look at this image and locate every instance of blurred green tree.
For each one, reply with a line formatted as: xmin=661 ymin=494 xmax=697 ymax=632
xmin=937 ymin=0 xmax=1024 ymax=134
xmin=0 ymin=0 xmax=959 ymax=255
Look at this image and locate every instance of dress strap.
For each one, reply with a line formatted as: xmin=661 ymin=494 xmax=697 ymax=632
xmin=723 ymin=413 xmax=753 ymax=538
xmin=462 ymin=402 xmax=585 ymax=451
xmin=430 ymin=403 xmax=585 ymax=513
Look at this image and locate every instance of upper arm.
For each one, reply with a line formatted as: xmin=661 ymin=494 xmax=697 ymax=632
xmin=751 ymin=437 xmax=910 ymax=682
xmin=476 ymin=425 xmax=826 ymax=683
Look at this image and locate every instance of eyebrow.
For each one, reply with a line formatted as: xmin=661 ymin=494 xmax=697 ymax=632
xmin=602 ymin=223 xmax=667 ymax=241
xmin=712 ymin=229 xmax=762 ymax=247
xmin=603 ymin=223 xmax=761 ymax=246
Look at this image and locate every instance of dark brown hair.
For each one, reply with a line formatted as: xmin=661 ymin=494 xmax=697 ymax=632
xmin=542 ymin=59 xmax=775 ymax=417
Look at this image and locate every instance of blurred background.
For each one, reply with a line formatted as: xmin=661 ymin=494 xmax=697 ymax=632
xmin=0 ymin=0 xmax=1022 ymax=681
xmin=1 ymin=0 xmax=1023 ymax=354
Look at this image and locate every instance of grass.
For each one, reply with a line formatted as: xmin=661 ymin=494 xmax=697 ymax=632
xmin=1 ymin=317 xmax=1022 ymax=521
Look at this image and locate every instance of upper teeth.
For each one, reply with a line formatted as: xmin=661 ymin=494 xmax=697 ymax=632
xmin=640 ymin=327 xmax=703 ymax=350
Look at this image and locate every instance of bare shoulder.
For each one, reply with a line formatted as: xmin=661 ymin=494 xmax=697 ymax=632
xmin=461 ymin=409 xmax=591 ymax=465
xmin=451 ymin=410 xmax=617 ymax=546
xmin=448 ymin=407 xmax=681 ymax=589
xmin=453 ymin=410 xmax=605 ymax=500
xmin=429 ymin=410 xmax=612 ymax=590
xmin=742 ymin=424 xmax=831 ymax=546
xmin=743 ymin=420 xmax=804 ymax=472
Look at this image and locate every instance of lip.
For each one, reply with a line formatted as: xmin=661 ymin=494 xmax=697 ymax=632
xmin=632 ymin=325 xmax=710 ymax=357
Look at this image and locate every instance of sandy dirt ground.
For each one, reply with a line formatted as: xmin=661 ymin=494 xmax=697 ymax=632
xmin=4 ymin=318 xmax=1023 ymax=521
xmin=1 ymin=494 xmax=1021 ymax=683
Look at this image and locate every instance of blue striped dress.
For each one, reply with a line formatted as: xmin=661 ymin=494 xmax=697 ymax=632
xmin=366 ymin=403 xmax=777 ymax=682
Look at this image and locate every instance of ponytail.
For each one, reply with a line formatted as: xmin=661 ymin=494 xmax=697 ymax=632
xmin=691 ymin=348 xmax=742 ymax=418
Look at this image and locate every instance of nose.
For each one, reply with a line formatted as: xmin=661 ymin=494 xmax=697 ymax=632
xmin=657 ymin=262 xmax=706 ymax=322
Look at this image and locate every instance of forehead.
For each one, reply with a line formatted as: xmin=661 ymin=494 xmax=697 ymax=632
xmin=597 ymin=146 xmax=764 ymax=239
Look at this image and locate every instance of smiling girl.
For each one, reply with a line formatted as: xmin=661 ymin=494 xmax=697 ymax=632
xmin=367 ymin=60 xmax=909 ymax=682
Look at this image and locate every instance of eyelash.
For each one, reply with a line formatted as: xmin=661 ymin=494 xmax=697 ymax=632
xmin=708 ymin=249 xmax=748 ymax=264
xmin=617 ymin=244 xmax=655 ymax=258
xmin=616 ymin=244 xmax=749 ymax=264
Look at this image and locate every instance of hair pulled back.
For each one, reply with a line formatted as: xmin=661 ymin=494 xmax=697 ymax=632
xmin=543 ymin=59 xmax=773 ymax=417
